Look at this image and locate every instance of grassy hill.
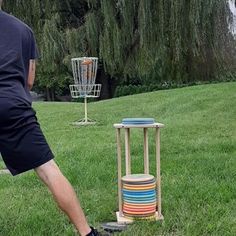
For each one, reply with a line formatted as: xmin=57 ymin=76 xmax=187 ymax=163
xmin=0 ymin=82 xmax=235 ymax=236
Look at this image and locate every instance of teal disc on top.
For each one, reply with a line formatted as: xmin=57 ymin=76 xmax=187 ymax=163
xmin=122 ymin=118 xmax=155 ymax=125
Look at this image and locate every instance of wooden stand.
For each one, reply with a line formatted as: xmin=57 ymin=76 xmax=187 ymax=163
xmin=113 ymin=123 xmax=164 ymax=223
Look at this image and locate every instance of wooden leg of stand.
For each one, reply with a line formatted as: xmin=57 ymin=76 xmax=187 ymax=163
xmin=144 ymin=128 xmax=149 ymax=174
xmin=156 ymin=128 xmax=162 ymax=217
xmin=116 ymin=128 xmax=122 ymax=216
xmin=125 ymin=128 xmax=131 ymax=175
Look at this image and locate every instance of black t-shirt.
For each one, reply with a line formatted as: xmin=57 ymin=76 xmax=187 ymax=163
xmin=0 ymin=10 xmax=38 ymax=104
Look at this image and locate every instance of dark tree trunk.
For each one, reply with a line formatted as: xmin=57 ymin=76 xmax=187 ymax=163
xmin=45 ymin=87 xmax=56 ymax=101
xmin=96 ymin=68 xmax=118 ymax=100
xmin=45 ymin=88 xmax=50 ymax=101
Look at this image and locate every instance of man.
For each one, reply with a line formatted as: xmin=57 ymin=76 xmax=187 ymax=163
xmin=0 ymin=2 xmax=107 ymax=236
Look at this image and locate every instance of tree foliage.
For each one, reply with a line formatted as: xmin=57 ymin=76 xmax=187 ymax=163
xmin=3 ymin=0 xmax=236 ymax=100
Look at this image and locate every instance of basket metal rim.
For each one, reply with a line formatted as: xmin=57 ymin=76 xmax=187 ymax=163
xmin=71 ymin=57 xmax=98 ymax=61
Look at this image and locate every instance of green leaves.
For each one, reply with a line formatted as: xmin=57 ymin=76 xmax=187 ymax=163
xmin=4 ymin=0 xmax=236 ymax=96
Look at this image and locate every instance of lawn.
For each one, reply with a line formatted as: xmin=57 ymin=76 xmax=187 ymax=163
xmin=0 ymin=82 xmax=235 ymax=236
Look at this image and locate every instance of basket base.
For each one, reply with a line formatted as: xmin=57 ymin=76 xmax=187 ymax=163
xmin=72 ymin=118 xmax=96 ymax=126
xmin=116 ymin=211 xmax=164 ymax=224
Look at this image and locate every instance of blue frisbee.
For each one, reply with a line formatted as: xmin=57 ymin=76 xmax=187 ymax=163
xmin=122 ymin=118 xmax=155 ymax=125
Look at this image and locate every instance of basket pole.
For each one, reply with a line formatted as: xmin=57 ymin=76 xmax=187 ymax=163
xmin=84 ymin=97 xmax=88 ymax=123
xmin=70 ymin=57 xmax=102 ymax=125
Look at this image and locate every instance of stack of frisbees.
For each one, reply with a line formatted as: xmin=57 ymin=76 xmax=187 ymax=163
xmin=122 ymin=174 xmax=157 ymax=218
xmin=122 ymin=118 xmax=155 ymax=125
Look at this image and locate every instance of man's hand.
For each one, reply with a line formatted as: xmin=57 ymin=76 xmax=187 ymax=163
xmin=27 ymin=59 xmax=36 ymax=90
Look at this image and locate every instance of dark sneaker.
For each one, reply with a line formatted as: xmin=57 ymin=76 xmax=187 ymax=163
xmin=86 ymin=227 xmax=110 ymax=236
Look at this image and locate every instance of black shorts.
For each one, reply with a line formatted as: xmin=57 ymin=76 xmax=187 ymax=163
xmin=0 ymin=97 xmax=54 ymax=176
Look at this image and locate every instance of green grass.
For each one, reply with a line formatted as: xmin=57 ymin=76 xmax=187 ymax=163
xmin=0 ymin=82 xmax=236 ymax=236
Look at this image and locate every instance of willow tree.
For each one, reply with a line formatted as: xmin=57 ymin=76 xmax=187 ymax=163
xmin=86 ymin=0 xmax=236 ymax=84
xmin=3 ymin=0 xmax=236 ymax=99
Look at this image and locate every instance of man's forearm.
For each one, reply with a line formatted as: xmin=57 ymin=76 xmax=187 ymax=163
xmin=28 ymin=59 xmax=36 ymax=90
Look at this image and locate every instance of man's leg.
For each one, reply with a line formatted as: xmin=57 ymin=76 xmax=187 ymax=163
xmin=35 ymin=160 xmax=91 ymax=236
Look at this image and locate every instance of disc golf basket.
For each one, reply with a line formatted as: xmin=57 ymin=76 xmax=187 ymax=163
xmin=69 ymin=57 xmax=101 ymax=125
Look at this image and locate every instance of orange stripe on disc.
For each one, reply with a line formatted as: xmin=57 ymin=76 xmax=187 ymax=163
xmin=123 ymin=206 xmax=156 ymax=212
xmin=123 ymin=209 xmax=156 ymax=215
xmin=124 ymin=202 xmax=156 ymax=208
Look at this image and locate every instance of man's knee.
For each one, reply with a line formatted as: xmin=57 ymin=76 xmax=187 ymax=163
xmin=35 ymin=160 xmax=61 ymax=185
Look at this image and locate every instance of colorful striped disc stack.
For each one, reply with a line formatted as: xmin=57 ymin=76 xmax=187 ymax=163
xmin=122 ymin=174 xmax=157 ymax=218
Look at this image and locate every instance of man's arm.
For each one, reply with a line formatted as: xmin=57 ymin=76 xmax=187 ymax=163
xmin=27 ymin=59 xmax=36 ymax=90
